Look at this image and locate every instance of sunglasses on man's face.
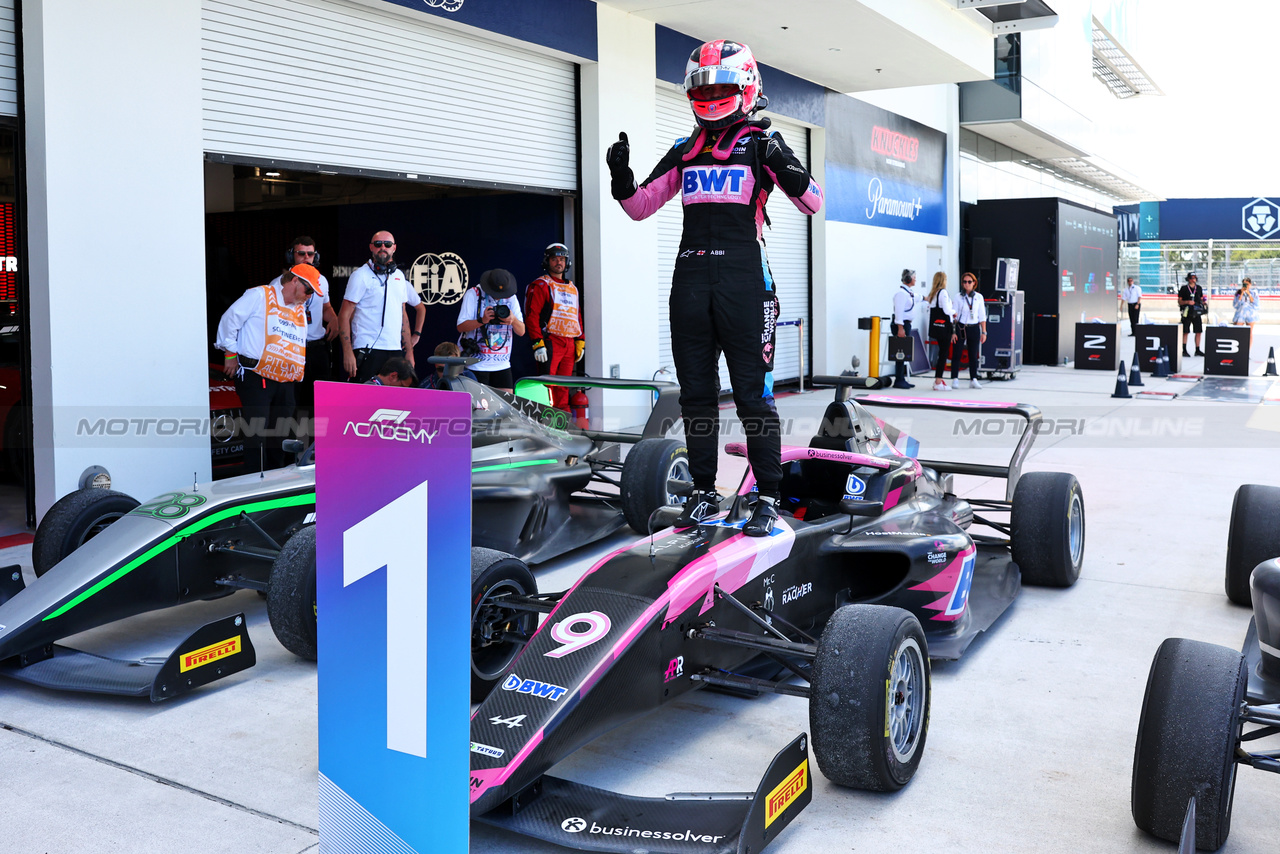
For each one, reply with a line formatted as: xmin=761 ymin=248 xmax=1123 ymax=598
xmin=372 ymin=240 xmax=394 ymax=248
xmin=294 ymin=249 xmax=316 ymax=257
xmin=303 ymin=285 xmax=315 ymax=296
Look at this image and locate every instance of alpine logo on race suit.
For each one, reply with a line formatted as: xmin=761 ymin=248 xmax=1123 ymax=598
xmin=682 ymin=166 xmax=754 ymax=205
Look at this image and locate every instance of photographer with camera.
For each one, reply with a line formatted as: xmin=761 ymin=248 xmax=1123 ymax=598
xmin=1177 ymin=271 xmax=1206 ymax=357
xmin=456 ymin=268 xmax=524 ymax=392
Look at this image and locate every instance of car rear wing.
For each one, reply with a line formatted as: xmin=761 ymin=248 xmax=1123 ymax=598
xmin=474 ymin=732 xmax=810 ymax=854
xmin=513 ymin=375 xmax=682 ymax=443
xmin=851 ymin=392 xmax=1041 ymax=501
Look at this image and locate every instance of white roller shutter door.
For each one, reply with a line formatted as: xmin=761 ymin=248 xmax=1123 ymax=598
xmin=0 ymin=0 xmax=15 ymax=118
xmin=653 ymin=83 xmax=811 ymax=388
xmin=202 ymin=0 xmax=578 ymax=191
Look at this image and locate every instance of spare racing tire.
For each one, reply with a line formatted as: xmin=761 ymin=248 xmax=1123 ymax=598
xmin=620 ymin=438 xmax=691 ymax=534
xmin=809 ymin=604 xmax=929 ymax=791
xmin=33 ymin=488 xmax=140 ymax=577
xmin=1010 ymin=471 xmax=1085 ymax=587
xmin=1224 ymin=484 xmax=1280 ymax=606
xmin=1132 ymin=637 xmax=1246 ymax=851
xmin=266 ymin=525 xmax=317 ymax=660
xmin=471 ymin=547 xmax=538 ymax=702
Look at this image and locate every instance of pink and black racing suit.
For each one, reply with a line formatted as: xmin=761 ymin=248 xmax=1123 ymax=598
xmin=613 ymin=121 xmax=823 ymax=494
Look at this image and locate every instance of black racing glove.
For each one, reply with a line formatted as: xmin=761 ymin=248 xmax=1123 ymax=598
xmin=606 ymin=132 xmax=636 ymax=200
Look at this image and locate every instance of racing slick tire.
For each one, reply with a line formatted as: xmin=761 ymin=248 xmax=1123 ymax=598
xmin=809 ymin=604 xmax=929 ymax=791
xmin=266 ymin=525 xmax=317 ymax=661
xmin=1132 ymin=637 xmax=1247 ymax=851
xmin=33 ymin=488 xmax=140 ymax=577
xmin=471 ymin=547 xmax=538 ymax=702
xmin=1224 ymin=484 xmax=1280 ymax=606
xmin=620 ymin=438 xmax=691 ymax=534
xmin=1010 ymin=471 xmax=1085 ymax=588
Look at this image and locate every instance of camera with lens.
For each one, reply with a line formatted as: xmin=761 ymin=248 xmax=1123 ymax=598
xmin=492 ymin=304 xmax=511 ymax=321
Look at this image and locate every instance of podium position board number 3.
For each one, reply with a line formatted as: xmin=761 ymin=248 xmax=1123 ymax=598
xmin=343 ymin=480 xmax=429 ymax=757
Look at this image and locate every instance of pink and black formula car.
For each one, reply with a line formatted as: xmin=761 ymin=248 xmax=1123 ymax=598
xmin=467 ymin=378 xmax=1084 ymax=854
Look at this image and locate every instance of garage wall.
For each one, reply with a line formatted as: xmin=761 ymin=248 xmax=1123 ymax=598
xmin=203 ymin=0 xmax=579 ymax=191
xmin=817 ymin=84 xmax=961 ymax=377
xmin=25 ymin=0 xmax=210 ymax=515
xmin=0 ymin=0 xmax=14 ymax=118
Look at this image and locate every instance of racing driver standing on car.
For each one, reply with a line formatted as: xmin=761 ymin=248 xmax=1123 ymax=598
xmin=607 ymin=39 xmax=823 ymax=536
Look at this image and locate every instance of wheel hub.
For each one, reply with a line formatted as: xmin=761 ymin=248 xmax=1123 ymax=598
xmin=888 ymin=637 xmax=926 ymax=763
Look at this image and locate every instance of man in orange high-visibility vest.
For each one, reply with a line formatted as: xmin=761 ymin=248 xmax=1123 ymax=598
xmin=217 ymin=264 xmax=323 ymax=474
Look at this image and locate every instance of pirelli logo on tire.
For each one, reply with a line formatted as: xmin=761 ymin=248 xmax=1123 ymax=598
xmin=764 ymin=759 xmax=808 ymax=828
xmin=180 ymin=636 xmax=242 ymax=672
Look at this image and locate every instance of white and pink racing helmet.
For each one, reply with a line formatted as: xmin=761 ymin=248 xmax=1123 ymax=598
xmin=683 ymin=40 xmax=763 ymax=130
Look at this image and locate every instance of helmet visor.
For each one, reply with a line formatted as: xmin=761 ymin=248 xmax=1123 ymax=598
xmin=683 ymin=66 xmax=750 ymax=93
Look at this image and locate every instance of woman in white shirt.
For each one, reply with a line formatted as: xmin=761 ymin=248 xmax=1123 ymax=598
xmin=925 ymin=272 xmax=955 ymax=392
xmin=951 ymin=272 xmax=987 ymax=390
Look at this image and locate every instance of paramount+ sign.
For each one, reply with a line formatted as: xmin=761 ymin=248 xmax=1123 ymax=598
xmin=825 ymin=95 xmax=946 ymax=235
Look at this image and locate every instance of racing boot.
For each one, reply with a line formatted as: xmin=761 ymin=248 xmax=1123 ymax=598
xmin=674 ymin=490 xmax=719 ymax=528
xmin=743 ymin=495 xmax=778 ymax=537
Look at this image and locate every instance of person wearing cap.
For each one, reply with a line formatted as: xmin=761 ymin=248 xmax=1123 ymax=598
xmin=891 ymin=269 xmax=919 ymax=390
xmin=1177 ymin=271 xmax=1206 ymax=357
xmin=271 ymin=237 xmax=336 ymax=430
xmin=524 ymin=243 xmax=584 ymax=412
xmin=338 ymin=230 xmax=425 ymax=383
xmin=364 ymin=356 xmax=418 ymax=387
xmin=457 ymin=268 xmax=525 ymax=392
xmin=216 ymin=264 xmax=321 ymax=474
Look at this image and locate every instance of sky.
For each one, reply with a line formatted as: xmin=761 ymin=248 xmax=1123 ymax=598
xmin=1105 ymin=1 xmax=1280 ymax=198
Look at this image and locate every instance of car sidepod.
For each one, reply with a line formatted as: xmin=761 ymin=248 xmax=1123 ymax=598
xmin=826 ymin=517 xmax=1018 ymax=660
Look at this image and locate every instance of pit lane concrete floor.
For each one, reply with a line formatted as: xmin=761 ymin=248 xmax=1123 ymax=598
xmin=3 ymin=329 xmax=1279 ymax=854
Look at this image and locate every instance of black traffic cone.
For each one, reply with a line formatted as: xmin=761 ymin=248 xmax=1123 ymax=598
xmin=1154 ymin=345 xmax=1170 ymax=378
xmin=1266 ymin=346 xmax=1278 ymax=377
xmin=1112 ymin=361 xmax=1132 ymax=398
xmin=1129 ymin=355 xmax=1144 ymax=387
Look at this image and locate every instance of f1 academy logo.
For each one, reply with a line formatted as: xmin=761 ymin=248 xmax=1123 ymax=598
xmin=343 ymin=409 xmax=438 ymax=444
xmin=1242 ymin=198 xmax=1280 ymax=240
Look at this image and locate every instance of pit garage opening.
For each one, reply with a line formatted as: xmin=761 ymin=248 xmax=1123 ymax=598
xmin=203 ymin=160 xmax=575 ymax=476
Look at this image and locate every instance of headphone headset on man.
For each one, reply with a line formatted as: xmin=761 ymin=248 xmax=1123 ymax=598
xmin=901 ymin=269 xmax=915 ymax=285
xmin=542 ymin=243 xmax=573 ymax=279
xmin=285 ymin=245 xmax=321 ymax=267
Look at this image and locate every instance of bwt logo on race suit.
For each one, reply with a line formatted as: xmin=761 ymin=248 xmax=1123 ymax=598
xmin=1242 ymin=198 xmax=1280 ymax=240
xmin=410 ymin=251 xmax=469 ymax=305
xmin=682 ymin=166 xmax=752 ymax=204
